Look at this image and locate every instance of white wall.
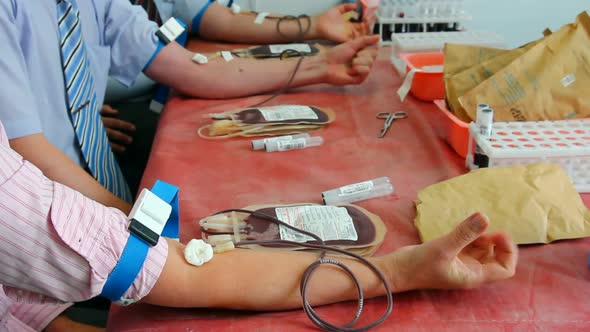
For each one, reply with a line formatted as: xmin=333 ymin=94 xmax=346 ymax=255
xmin=464 ymin=0 xmax=589 ymax=48
xmin=234 ymin=0 xmax=341 ymax=15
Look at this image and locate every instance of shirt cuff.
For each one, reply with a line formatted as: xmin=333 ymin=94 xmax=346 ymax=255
xmin=142 ymin=40 xmax=165 ymax=72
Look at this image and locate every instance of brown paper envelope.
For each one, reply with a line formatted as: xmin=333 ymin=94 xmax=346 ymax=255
xmin=415 ymin=163 xmax=590 ymax=244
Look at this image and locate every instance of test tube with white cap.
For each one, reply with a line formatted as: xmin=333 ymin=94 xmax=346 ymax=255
xmin=322 ymin=177 xmax=394 ymax=205
xmin=474 ymin=104 xmax=494 ymax=168
xmin=251 ymin=133 xmax=310 ymax=151
xmin=264 ymin=136 xmax=324 ymax=152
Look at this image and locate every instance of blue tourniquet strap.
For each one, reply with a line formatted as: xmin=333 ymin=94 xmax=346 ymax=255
xmin=151 ymin=19 xmax=188 ymax=112
xmin=100 ymin=180 xmax=180 ymax=301
xmin=151 ymin=180 xmax=180 ymax=239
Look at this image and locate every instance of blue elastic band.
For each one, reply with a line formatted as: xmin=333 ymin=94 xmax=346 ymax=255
xmin=191 ymin=1 xmax=214 ymax=35
xmin=100 ymin=180 xmax=180 ymax=301
xmin=150 ymin=18 xmax=188 ymax=111
xmin=151 ymin=180 xmax=180 ymax=239
xmin=143 ymin=40 xmax=165 ymax=72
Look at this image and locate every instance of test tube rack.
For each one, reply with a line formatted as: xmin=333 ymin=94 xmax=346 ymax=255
xmin=389 ymin=31 xmax=506 ymax=75
xmin=466 ymin=119 xmax=590 ymax=193
xmin=375 ymin=0 xmax=470 ymax=45
xmin=390 ymin=31 xmax=506 ymax=54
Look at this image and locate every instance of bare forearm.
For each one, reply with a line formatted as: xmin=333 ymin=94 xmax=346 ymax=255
xmin=199 ymin=4 xmax=320 ymax=44
xmin=9 ymin=135 xmax=131 ymax=214
xmin=145 ymin=239 xmax=394 ymax=311
xmin=145 ymin=42 xmax=326 ymax=99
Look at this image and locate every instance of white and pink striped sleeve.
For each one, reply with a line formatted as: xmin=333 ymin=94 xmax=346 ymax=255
xmin=0 ymin=288 xmax=71 ymax=332
xmin=0 ymin=120 xmax=168 ymax=316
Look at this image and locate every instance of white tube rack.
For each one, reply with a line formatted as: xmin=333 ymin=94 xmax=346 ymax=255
xmin=466 ymin=119 xmax=590 ymax=193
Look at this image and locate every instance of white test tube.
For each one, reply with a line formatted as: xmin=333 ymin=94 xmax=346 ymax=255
xmin=322 ymin=177 xmax=394 ymax=205
xmin=474 ymin=105 xmax=494 ymax=168
xmin=251 ymin=133 xmax=310 ymax=151
xmin=476 ymin=106 xmax=494 ymax=136
xmin=264 ymin=136 xmax=324 ymax=152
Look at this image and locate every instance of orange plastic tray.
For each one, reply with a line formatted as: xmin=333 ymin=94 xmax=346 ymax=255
xmin=400 ymin=52 xmax=444 ymax=101
xmin=434 ymin=99 xmax=470 ymax=158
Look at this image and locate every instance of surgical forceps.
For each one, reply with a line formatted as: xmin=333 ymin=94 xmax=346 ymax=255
xmin=377 ymin=111 xmax=408 ymax=138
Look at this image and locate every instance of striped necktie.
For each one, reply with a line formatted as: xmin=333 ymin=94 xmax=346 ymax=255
xmin=56 ymin=0 xmax=132 ymax=202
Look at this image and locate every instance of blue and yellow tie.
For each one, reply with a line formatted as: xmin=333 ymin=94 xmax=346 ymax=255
xmin=56 ymin=0 xmax=132 ymax=202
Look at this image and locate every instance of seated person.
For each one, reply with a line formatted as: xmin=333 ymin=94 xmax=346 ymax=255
xmin=104 ymin=0 xmax=371 ymax=154
xmin=0 ymin=120 xmax=518 ymax=331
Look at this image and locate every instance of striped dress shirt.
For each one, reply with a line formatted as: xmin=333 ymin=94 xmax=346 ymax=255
xmin=0 ymin=122 xmax=168 ymax=331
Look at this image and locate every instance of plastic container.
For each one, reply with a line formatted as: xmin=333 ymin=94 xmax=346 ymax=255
xmin=400 ymin=52 xmax=444 ymax=101
xmin=466 ymin=119 xmax=590 ymax=193
xmin=433 ymin=99 xmax=470 ymax=158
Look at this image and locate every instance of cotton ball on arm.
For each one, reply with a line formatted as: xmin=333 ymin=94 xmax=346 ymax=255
xmin=184 ymin=239 xmax=214 ymax=266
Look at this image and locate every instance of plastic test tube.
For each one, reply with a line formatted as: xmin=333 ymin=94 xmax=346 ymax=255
xmin=251 ymin=133 xmax=310 ymax=150
xmin=476 ymin=106 xmax=494 ymax=136
xmin=322 ymin=176 xmax=394 ymax=205
xmin=474 ymin=104 xmax=494 ymax=168
xmin=264 ymin=136 xmax=324 ymax=152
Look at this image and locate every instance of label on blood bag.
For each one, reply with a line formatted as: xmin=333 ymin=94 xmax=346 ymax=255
xmin=277 ymin=138 xmax=306 ymax=151
xmin=276 ymin=206 xmax=358 ymax=242
xmin=269 ymin=43 xmax=312 ymax=54
xmin=259 ymin=105 xmax=318 ymax=121
xmin=338 ymin=180 xmax=374 ymax=196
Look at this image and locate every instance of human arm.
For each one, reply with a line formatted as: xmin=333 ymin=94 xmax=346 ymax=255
xmin=9 ymin=134 xmax=131 ymax=214
xmin=144 ymin=35 xmax=379 ymax=99
xmin=195 ymin=3 xmax=369 ymax=44
xmin=145 ymin=212 xmax=517 ymax=310
xmin=0 ymin=135 xmax=516 ymax=310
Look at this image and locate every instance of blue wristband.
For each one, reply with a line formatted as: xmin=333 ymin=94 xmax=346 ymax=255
xmin=100 ymin=180 xmax=180 ymax=301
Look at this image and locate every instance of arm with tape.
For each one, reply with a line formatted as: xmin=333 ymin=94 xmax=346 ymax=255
xmin=177 ymin=1 xmax=369 ymax=44
xmin=144 ymin=34 xmax=379 ymax=99
xmin=102 ymin=179 xmax=517 ymax=331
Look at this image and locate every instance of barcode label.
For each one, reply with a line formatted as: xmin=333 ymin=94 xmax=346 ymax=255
xmin=339 ymin=181 xmax=374 ymax=195
xmin=263 ymin=135 xmax=293 ymax=144
xmin=478 ymin=125 xmax=492 ymax=136
xmin=259 ymin=105 xmax=318 ymax=121
xmin=269 ymin=43 xmax=312 ymax=54
xmin=561 ymin=73 xmax=576 ymax=87
xmin=277 ymin=138 xmax=306 ymax=151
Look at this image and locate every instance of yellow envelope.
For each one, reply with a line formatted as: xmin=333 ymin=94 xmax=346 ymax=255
xmin=415 ymin=163 xmax=590 ymax=244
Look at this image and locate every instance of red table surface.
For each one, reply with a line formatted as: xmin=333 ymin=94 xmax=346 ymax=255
xmin=107 ymin=48 xmax=590 ymax=331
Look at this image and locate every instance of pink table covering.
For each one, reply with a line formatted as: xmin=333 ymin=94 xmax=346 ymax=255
xmin=108 ymin=47 xmax=590 ymax=331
